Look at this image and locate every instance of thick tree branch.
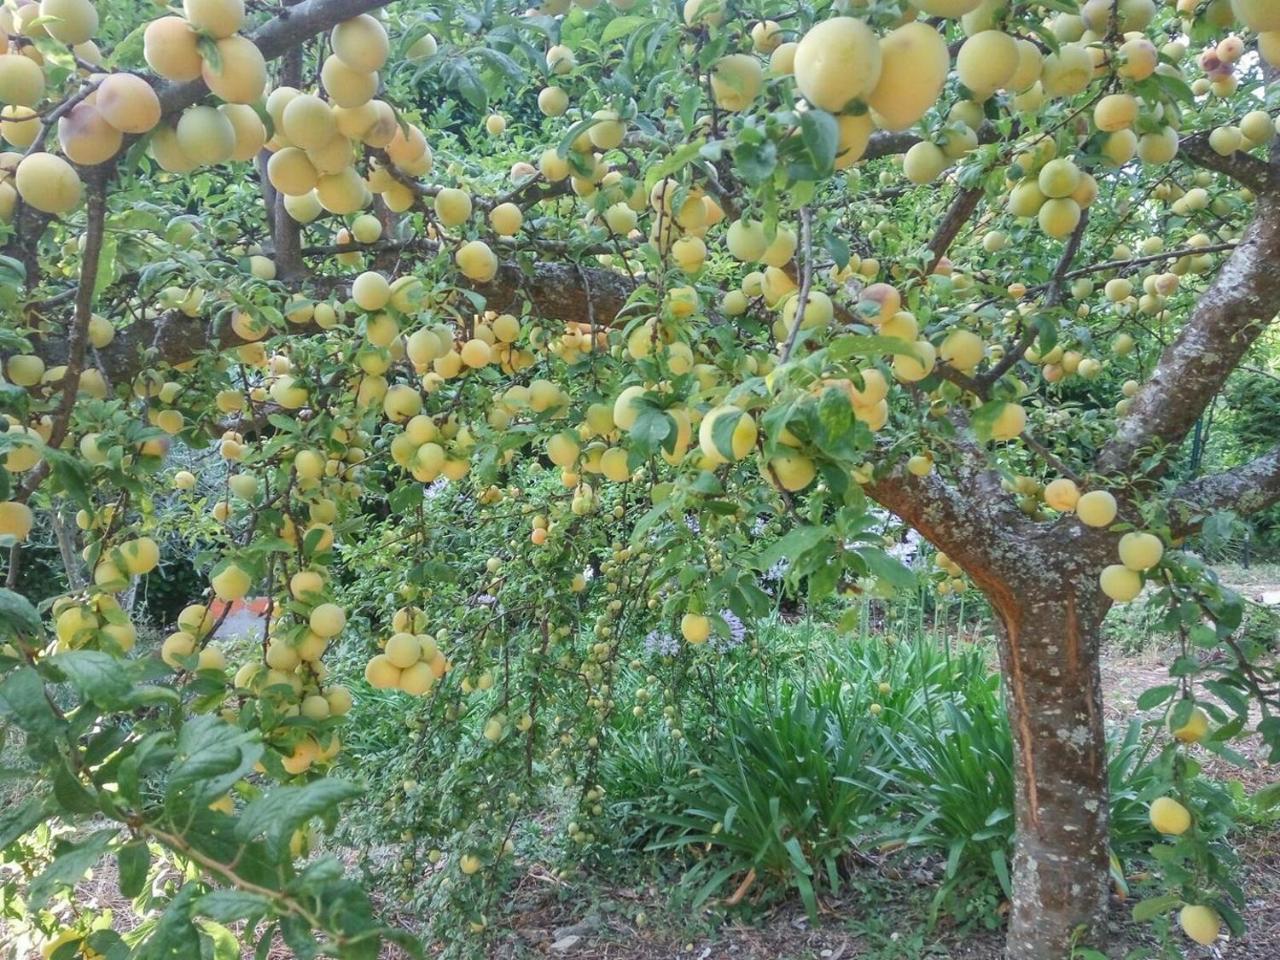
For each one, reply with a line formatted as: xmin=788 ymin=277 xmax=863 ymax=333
xmin=1045 ymin=209 xmax=1090 ymax=306
xmin=1056 ymin=240 xmax=1238 ymax=283
xmin=1096 ymin=194 xmax=1280 ymax=477
xmin=2 ymin=79 xmax=105 ymax=285
xmin=863 ymin=130 xmax=925 ymax=160
xmin=1168 ymin=444 xmax=1280 ymax=536
xmin=42 ymin=260 xmax=635 ymax=384
xmin=4 ymin=0 xmax=390 ymax=298
xmin=925 ymin=184 xmax=983 ymax=274
xmin=20 ymin=171 xmax=107 ymax=474
xmin=270 ymin=15 xmax=306 ymax=281
xmin=779 ymin=207 xmax=813 ymax=362
xmin=964 ymin=212 xmax=1091 ymax=395
xmin=1180 ymin=132 xmax=1275 ymax=195
xmin=865 ymin=456 xmax=1038 ymax=598
xmin=1266 ymin=59 xmax=1280 ymax=178
xmin=53 ymin=172 xmax=108 ymax=441
xmin=7 ymin=172 xmax=108 ymax=585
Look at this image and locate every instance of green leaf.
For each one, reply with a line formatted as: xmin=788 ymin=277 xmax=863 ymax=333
xmin=629 ymin=407 xmax=672 ymax=450
xmin=93 ymin=233 xmax=119 ymax=297
xmin=1136 ymin=684 xmax=1177 ymax=710
xmin=51 ymin=453 xmax=93 ymax=512
xmin=1254 ymin=782 xmax=1280 ymax=810
xmin=28 ymin=828 xmax=118 ymax=909
xmin=1153 ymin=71 xmax=1195 ymax=105
xmin=105 ymin=20 xmax=149 ymax=69
xmin=196 ymin=35 xmax=221 ymax=72
xmin=0 ymin=795 xmax=53 ymax=848
xmin=200 ymin=920 xmax=242 ymax=960
xmin=827 ymin=334 xmax=917 ymax=360
xmin=644 ymin=139 xmax=706 ymax=192
xmin=856 ymin=548 xmax=916 ymax=592
xmin=733 ymin=140 xmax=777 ymax=185
xmin=602 ymin=15 xmax=648 ymax=42
xmin=267 ymin=413 xmax=299 ymax=434
xmin=709 ymin=408 xmax=746 ymax=463
xmin=53 ymin=758 xmax=98 ymax=813
xmin=137 ymin=883 xmax=200 ymax=959
xmin=677 ymin=84 xmax=701 ymax=134
xmin=302 ymin=525 xmax=328 ymax=555
xmin=1201 ymin=738 xmax=1251 ymax=768
xmin=631 ymin=500 xmax=671 ymax=538
xmin=557 ymin=115 xmax=602 ymax=158
xmin=389 ymin=482 xmax=421 ymax=514
xmin=798 ymin=110 xmax=838 ymax=178
xmin=0 ymin=587 xmax=40 ymax=637
xmin=468 ymin=47 xmax=524 ymax=85
xmin=84 ymin=930 xmax=128 ymax=960
xmin=117 ymin=840 xmax=150 ymax=899
xmin=124 ymin=684 xmax=182 ymax=710
xmin=758 ymin=525 xmax=828 ymax=572
xmin=969 ymin=400 xmax=1008 ymax=443
xmin=379 ymin=929 xmax=427 ymax=960
xmin=1169 ymin=698 xmax=1195 ymax=730
xmin=441 ymin=56 xmax=487 ymax=109
xmin=280 ymin=914 xmax=321 ymax=959
xmin=254 ymin=927 xmax=275 ymax=960
xmin=1132 ymin=894 xmax=1181 ymax=922
xmin=0 ymin=666 xmax=61 ymax=740
xmin=990 ymin=849 xmax=1011 ymax=898
xmin=237 ymin=779 xmax=362 ymax=857
xmin=195 ymin=889 xmax=272 ymax=924
xmin=823 ymin=234 xmax=850 ymax=271
xmin=51 ymin=651 xmax=133 ymax=708
xmin=168 ymin=715 xmax=262 ymax=802
xmin=1202 ymin=680 xmax=1248 ymax=720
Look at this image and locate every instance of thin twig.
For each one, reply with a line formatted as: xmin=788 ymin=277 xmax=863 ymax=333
xmin=779 ymin=207 xmax=813 ymax=363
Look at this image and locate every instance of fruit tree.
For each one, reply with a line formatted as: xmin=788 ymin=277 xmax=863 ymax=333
xmin=1 ymin=0 xmax=1280 ymax=958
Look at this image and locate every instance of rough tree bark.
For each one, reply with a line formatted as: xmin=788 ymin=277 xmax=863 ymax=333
xmin=993 ymin=552 xmax=1113 ymax=957
xmin=864 ymin=163 xmax=1280 ymax=960
xmin=870 ymin=460 xmax=1116 ymax=958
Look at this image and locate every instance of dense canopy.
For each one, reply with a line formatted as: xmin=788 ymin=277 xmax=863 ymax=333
xmin=1 ymin=1 xmax=1280 ymax=958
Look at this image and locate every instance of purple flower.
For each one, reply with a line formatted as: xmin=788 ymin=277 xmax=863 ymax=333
xmin=644 ymin=630 xmax=679 ymax=657
xmin=763 ymin=559 xmax=789 ymax=583
xmin=713 ymin=609 xmax=746 ymax=651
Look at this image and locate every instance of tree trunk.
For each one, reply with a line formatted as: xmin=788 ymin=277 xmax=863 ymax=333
xmin=867 ymin=463 xmax=1119 ymax=958
xmin=992 ymin=577 xmax=1112 ymax=960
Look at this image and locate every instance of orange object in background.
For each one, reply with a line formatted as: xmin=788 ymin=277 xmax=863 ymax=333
xmin=207 ymin=597 xmax=271 ymax=619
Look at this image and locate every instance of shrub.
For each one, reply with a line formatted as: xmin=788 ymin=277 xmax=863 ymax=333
xmin=647 ymin=676 xmax=893 ymax=916
xmin=879 ymin=676 xmax=1014 ymax=924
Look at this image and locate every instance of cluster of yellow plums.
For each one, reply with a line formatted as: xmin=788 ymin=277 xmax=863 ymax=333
xmin=0 ymin=0 xmax=159 ymax=216
xmin=1038 ymin=478 xmax=1167 ymax=602
xmin=363 ymin=605 xmax=450 ymax=695
xmin=1146 ymin=701 xmax=1220 ymax=945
